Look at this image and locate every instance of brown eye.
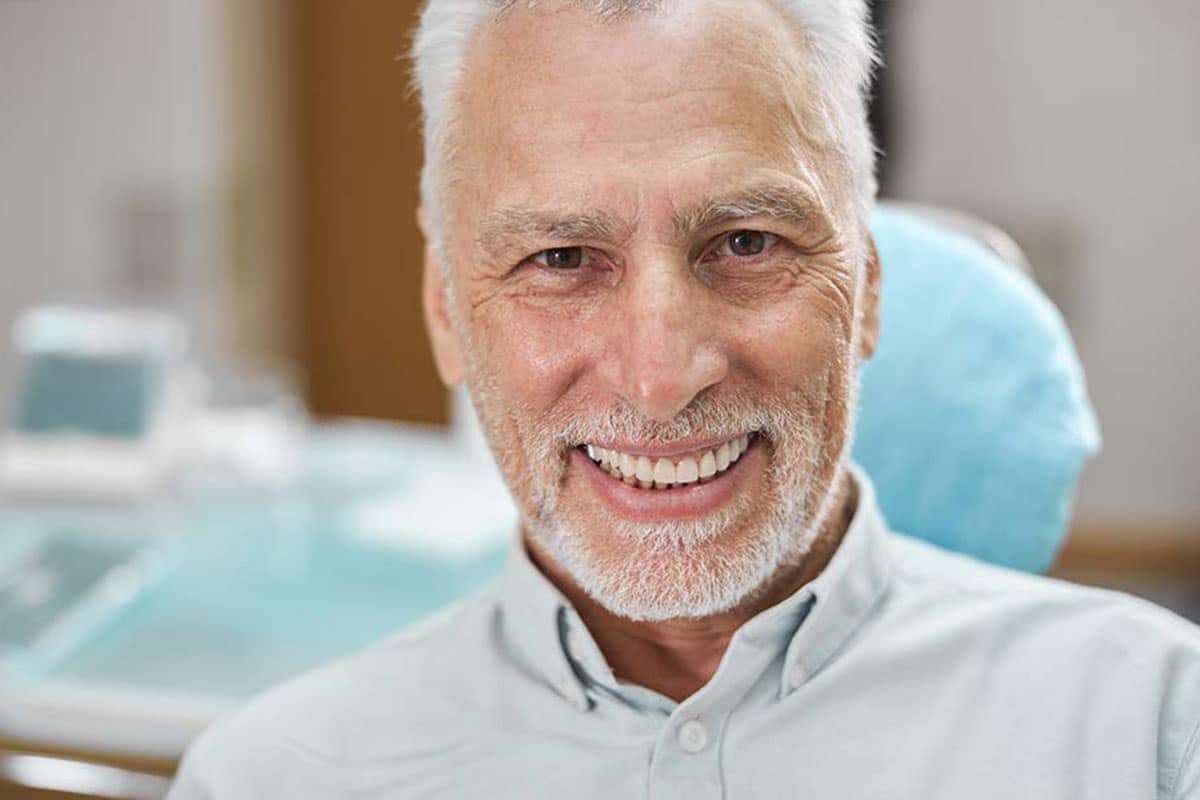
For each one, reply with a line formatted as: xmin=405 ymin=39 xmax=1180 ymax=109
xmin=727 ymin=230 xmax=766 ymax=256
xmin=536 ymin=247 xmax=587 ymax=270
xmin=717 ymin=230 xmax=779 ymax=259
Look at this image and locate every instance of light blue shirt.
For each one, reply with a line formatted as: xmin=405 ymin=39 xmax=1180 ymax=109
xmin=168 ymin=470 xmax=1200 ymax=799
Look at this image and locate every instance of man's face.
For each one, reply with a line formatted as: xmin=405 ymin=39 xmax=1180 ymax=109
xmin=425 ymin=0 xmax=879 ymax=621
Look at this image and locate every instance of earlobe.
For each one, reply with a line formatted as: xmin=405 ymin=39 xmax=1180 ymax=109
xmin=858 ymin=237 xmax=882 ymax=361
xmin=420 ymin=211 xmax=466 ymax=386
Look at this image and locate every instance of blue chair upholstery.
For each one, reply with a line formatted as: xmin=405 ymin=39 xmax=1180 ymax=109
xmin=853 ymin=206 xmax=1101 ymax=573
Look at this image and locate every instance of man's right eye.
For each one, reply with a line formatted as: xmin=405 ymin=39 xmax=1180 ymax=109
xmin=531 ymin=247 xmax=590 ymax=270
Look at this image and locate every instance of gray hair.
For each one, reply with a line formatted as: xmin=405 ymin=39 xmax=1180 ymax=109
xmin=410 ymin=0 xmax=879 ymax=251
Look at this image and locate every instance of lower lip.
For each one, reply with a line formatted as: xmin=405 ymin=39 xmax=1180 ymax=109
xmin=570 ymin=438 xmax=762 ymax=522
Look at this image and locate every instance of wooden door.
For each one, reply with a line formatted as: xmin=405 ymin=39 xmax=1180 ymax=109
xmin=293 ymin=0 xmax=446 ymax=424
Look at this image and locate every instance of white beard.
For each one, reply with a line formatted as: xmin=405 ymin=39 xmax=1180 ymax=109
xmin=521 ymin=391 xmax=854 ymax=622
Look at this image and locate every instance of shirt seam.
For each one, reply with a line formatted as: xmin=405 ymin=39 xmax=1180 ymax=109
xmin=889 ymin=553 xmax=1014 ymax=600
xmin=273 ymin=723 xmax=348 ymax=769
xmin=1168 ymin=713 xmax=1200 ymax=800
xmin=893 ymin=549 xmax=1200 ymax=637
xmin=252 ymin=685 xmax=353 ymax=773
xmin=888 ymin=538 xmax=1130 ymax=605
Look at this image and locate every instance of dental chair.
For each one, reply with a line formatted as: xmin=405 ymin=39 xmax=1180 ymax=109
xmin=857 ymin=203 xmax=1099 ymax=572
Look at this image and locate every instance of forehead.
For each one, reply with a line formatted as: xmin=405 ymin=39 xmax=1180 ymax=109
xmin=450 ymin=0 xmax=835 ymax=235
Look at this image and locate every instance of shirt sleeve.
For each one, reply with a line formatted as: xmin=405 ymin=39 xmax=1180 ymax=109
xmin=1173 ymin=718 xmax=1200 ymax=800
xmin=166 ymin=750 xmax=212 ymax=800
xmin=165 ymin=709 xmax=346 ymax=800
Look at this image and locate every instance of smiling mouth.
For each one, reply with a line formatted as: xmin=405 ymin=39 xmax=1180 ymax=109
xmin=577 ymin=434 xmax=756 ymax=490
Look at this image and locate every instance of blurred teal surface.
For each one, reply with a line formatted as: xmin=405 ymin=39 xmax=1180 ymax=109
xmin=0 ymin=424 xmax=509 ymax=701
xmin=51 ymin=510 xmax=504 ymax=697
xmin=0 ymin=525 xmax=151 ymax=672
xmin=16 ymin=354 xmax=160 ymax=437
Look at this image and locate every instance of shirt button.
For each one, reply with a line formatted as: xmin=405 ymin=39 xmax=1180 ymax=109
xmin=677 ymin=719 xmax=708 ymax=754
xmin=566 ymin=629 xmax=586 ymax=660
xmin=787 ymin=662 xmax=807 ymax=691
xmin=558 ymin=678 xmax=585 ymax=709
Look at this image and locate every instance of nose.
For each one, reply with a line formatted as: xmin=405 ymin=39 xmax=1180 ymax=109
xmin=607 ymin=256 xmax=728 ymax=422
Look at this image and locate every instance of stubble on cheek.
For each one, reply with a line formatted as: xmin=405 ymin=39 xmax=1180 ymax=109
xmin=458 ymin=305 xmax=579 ymax=523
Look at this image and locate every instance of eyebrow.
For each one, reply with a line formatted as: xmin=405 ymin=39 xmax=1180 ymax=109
xmin=473 ymin=179 xmax=831 ymax=255
xmin=474 ymin=207 xmax=630 ymax=255
xmin=672 ymin=181 xmax=831 ymax=240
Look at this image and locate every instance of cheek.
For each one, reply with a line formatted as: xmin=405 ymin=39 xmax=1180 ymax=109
xmin=471 ymin=300 xmax=598 ymax=411
xmin=731 ymin=287 xmax=853 ymax=395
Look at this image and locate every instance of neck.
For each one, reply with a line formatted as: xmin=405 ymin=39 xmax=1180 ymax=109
xmin=526 ymin=471 xmax=859 ymax=703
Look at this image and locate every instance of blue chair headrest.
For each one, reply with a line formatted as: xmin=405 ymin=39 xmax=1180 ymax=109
xmin=853 ymin=206 xmax=1101 ymax=573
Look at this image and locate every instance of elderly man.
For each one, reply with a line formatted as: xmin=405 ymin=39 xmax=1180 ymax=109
xmin=169 ymin=0 xmax=1200 ymax=797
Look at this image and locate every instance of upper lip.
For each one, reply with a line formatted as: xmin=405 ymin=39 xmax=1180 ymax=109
xmin=579 ymin=432 xmax=754 ymax=459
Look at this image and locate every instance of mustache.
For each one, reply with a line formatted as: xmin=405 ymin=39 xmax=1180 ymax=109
xmin=538 ymin=391 xmax=803 ymax=452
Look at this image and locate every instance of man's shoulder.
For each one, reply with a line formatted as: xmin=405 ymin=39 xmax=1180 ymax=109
xmin=169 ymin=589 xmax=505 ymax=798
xmin=886 ymin=529 xmax=1200 ymax=645
xmin=882 ymin=528 xmax=1200 ymax=723
xmin=881 ymin=532 xmax=1200 ymax=797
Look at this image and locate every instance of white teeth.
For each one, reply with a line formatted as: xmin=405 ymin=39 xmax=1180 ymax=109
xmin=585 ymin=434 xmax=753 ymax=490
xmin=635 ymin=456 xmax=654 ymax=483
xmin=653 ymin=459 xmax=676 ymax=488
xmin=620 ymin=452 xmax=636 ymax=478
xmin=716 ymin=442 xmax=731 ymax=471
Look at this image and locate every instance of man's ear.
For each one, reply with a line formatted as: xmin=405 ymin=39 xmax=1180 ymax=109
xmin=858 ymin=236 xmax=882 ymax=361
xmin=419 ymin=206 xmax=465 ymax=386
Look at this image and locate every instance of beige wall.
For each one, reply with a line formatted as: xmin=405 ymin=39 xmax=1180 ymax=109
xmin=0 ymin=0 xmax=234 ymax=402
xmin=887 ymin=0 xmax=1200 ymax=529
xmin=0 ymin=0 xmax=296 ymax=418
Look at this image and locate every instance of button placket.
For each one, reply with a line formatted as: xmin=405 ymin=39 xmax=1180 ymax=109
xmin=649 ymin=710 xmax=724 ymax=800
xmin=649 ymin=622 xmax=786 ymax=797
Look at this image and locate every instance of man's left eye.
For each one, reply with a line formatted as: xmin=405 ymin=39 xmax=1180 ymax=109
xmin=531 ymin=247 xmax=591 ymax=270
xmin=717 ymin=230 xmax=779 ymax=258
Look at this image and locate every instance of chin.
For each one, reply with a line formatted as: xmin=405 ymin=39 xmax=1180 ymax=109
xmin=528 ymin=481 xmax=819 ymax=622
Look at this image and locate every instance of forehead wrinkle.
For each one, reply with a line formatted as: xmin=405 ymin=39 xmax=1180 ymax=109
xmin=671 ymin=180 xmax=833 ymax=240
xmin=474 ymin=207 xmax=634 ymax=254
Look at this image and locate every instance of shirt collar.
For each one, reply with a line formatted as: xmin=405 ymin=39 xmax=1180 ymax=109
xmin=496 ymin=527 xmax=593 ymax=710
xmin=775 ymin=463 xmax=892 ymax=696
xmin=496 ymin=463 xmax=893 ymax=709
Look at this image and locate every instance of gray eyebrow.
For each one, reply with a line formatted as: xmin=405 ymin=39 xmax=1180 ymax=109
xmin=474 ymin=208 xmax=630 ymax=254
xmin=672 ymin=182 xmax=830 ymax=240
xmin=473 ymin=181 xmax=830 ymax=255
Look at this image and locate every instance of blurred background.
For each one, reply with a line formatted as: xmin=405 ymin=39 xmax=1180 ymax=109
xmin=0 ymin=1 xmax=1196 ymax=796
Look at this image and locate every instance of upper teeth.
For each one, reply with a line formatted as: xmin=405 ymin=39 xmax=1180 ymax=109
xmin=585 ymin=434 xmax=752 ymax=490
